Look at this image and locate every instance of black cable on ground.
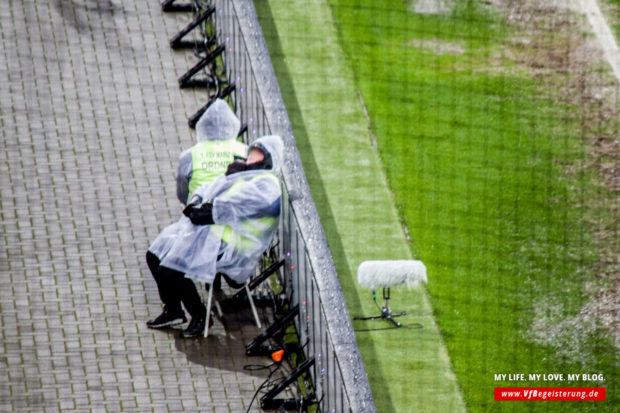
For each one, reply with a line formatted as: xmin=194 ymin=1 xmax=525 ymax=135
xmin=244 ymin=362 xmax=285 ymax=413
xmin=243 ymin=363 xmax=276 ymax=372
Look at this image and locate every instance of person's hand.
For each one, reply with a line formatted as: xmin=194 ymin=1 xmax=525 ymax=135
xmin=183 ymin=202 xmax=214 ymax=225
xmin=182 ymin=196 xmax=199 ymax=218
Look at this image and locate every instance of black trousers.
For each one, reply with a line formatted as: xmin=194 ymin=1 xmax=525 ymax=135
xmin=146 ymin=251 xmax=206 ymax=319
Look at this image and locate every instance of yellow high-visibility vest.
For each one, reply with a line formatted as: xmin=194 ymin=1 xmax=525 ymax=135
xmin=216 ymin=173 xmax=280 ymax=252
xmin=188 ymin=140 xmax=247 ymax=200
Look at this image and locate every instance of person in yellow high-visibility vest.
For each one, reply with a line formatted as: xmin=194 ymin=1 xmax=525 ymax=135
xmin=146 ymin=135 xmax=283 ymax=338
xmin=176 ymin=99 xmax=247 ymax=205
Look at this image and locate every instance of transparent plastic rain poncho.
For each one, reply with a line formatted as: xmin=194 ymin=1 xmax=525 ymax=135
xmin=176 ymin=99 xmax=246 ymax=204
xmin=149 ymin=135 xmax=284 ymax=284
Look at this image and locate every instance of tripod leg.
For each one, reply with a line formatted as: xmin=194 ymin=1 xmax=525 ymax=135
xmin=386 ymin=315 xmax=403 ymax=328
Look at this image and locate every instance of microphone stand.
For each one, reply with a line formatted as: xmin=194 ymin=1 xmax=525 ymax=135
xmin=354 ymin=287 xmax=406 ymax=327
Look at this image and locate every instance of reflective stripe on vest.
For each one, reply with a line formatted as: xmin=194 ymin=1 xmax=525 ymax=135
xmin=188 ymin=140 xmax=247 ymax=200
xmin=220 ymin=216 xmax=278 ymax=253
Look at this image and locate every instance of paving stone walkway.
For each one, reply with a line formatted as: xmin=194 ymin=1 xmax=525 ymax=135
xmin=0 ymin=1 xmax=275 ymax=411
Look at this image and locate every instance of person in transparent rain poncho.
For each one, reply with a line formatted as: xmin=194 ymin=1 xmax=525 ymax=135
xmin=146 ymin=135 xmax=284 ymax=338
xmin=176 ymin=98 xmax=247 ymax=205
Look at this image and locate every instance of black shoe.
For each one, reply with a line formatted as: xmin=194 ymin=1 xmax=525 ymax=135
xmin=179 ymin=313 xmax=216 ymax=339
xmin=180 ymin=316 xmax=206 ymax=339
xmin=146 ymin=310 xmax=187 ymax=329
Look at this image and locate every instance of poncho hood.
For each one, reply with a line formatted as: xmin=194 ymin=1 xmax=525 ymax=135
xmin=196 ymin=99 xmax=241 ymax=142
xmin=248 ymin=135 xmax=284 ymax=173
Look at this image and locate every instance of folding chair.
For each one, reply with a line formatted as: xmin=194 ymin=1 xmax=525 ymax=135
xmin=203 ymin=259 xmax=285 ymax=338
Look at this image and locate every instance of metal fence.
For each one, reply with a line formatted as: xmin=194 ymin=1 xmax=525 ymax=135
xmin=209 ymin=1 xmax=376 ymax=411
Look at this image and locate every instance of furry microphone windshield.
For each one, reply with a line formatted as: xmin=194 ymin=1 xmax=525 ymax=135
xmin=357 ymin=260 xmax=428 ymax=290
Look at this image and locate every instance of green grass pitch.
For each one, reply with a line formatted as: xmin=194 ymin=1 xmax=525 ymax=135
xmin=255 ymin=0 xmax=618 ymax=411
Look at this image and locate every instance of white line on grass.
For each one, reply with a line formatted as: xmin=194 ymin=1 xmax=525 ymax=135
xmin=578 ymin=0 xmax=620 ymax=82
